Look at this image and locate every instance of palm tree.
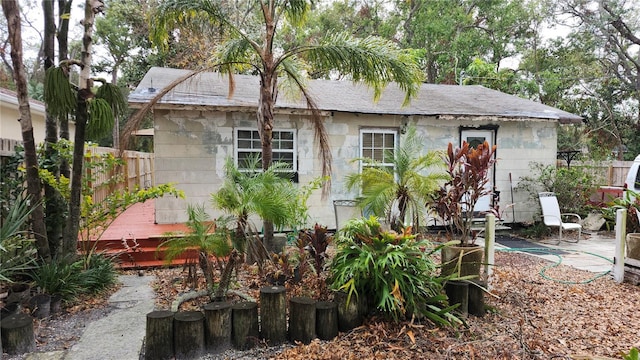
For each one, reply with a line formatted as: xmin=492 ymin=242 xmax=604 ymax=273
xmin=124 ymin=0 xmax=422 ymax=247
xmin=211 ymin=157 xmax=298 ymax=260
xmin=161 ymin=204 xmax=233 ymax=296
xmin=345 ymin=125 xmax=448 ymax=233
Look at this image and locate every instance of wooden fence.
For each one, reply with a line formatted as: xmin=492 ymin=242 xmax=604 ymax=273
xmin=0 ymin=139 xmax=153 ymax=203
xmin=568 ymin=160 xmax=633 ymax=187
xmin=86 ymin=146 xmax=154 ymax=203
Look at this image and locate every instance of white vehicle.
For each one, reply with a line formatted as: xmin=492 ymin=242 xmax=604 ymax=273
xmin=625 ymin=155 xmax=640 ymax=196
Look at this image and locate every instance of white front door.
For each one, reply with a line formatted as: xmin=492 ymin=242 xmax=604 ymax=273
xmin=460 ymin=129 xmax=495 ymax=213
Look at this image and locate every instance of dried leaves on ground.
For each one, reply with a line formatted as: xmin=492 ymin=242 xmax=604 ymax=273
xmin=151 ymin=251 xmax=640 ymax=360
xmin=6 ymin=250 xmax=638 ymax=360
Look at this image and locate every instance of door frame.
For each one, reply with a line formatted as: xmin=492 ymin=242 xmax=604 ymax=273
xmin=460 ymin=127 xmax=498 ymax=212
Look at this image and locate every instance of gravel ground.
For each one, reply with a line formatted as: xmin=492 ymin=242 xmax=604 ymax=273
xmin=2 ymin=304 xmax=113 ymax=360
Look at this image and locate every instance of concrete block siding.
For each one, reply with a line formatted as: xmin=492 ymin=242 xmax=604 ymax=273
xmin=153 ymin=107 xmax=558 ymax=229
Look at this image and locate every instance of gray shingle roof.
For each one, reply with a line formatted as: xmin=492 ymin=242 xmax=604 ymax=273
xmin=129 ymin=67 xmax=582 ymax=124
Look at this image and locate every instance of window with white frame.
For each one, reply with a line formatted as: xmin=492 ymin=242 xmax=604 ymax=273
xmin=235 ymin=128 xmax=297 ymax=173
xmin=359 ymin=128 xmax=398 ymax=171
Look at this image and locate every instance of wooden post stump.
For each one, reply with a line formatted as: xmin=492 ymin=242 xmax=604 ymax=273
xmin=173 ymin=311 xmax=204 ymax=360
xmin=445 ymin=280 xmax=469 ymax=315
xmin=468 ymin=280 xmax=486 ymax=317
xmin=316 ymin=301 xmax=338 ymax=340
xmin=145 ymin=310 xmax=174 ymax=360
xmin=28 ymin=294 xmax=51 ymax=319
xmin=260 ymin=286 xmax=287 ymax=344
xmin=334 ymin=291 xmax=364 ymax=332
xmin=289 ymin=297 xmax=316 ymax=344
xmin=231 ymin=301 xmax=259 ymax=350
xmin=1 ymin=313 xmax=35 ymax=355
xmin=203 ymin=301 xmax=232 ymax=353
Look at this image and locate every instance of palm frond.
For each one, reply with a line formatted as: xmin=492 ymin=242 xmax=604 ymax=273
xmin=283 ymin=0 xmax=309 ymax=27
xmin=44 ymin=66 xmax=76 ymax=118
xmin=279 ymin=61 xmax=333 ymax=196
xmin=95 ymin=83 xmax=128 ymax=119
xmin=298 ymin=33 xmax=422 ymax=105
xmin=216 ymin=38 xmax=257 ymax=73
xmin=87 ymin=98 xmax=114 ymax=139
xmin=121 ymin=69 xmax=204 ymax=150
xmin=150 ymin=0 xmax=222 ymax=52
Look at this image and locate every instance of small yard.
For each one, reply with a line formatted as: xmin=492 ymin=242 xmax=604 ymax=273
xmin=144 ymin=241 xmax=638 ymax=360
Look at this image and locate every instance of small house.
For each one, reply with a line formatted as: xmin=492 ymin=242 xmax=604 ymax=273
xmin=129 ymin=67 xmax=582 ymax=228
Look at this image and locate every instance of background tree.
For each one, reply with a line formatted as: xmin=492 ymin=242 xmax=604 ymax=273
xmin=2 ymin=0 xmax=51 ymax=261
xmin=517 ymin=0 xmax=640 ymax=160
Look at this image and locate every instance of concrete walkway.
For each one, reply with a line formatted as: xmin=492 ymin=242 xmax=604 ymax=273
xmin=65 ymin=275 xmax=155 ymax=360
xmin=496 ymin=231 xmax=616 ymax=273
xmin=25 ymin=274 xmax=156 ymax=360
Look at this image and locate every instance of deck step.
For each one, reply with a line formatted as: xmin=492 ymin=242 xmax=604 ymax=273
xmin=79 ymin=238 xmax=198 ymax=269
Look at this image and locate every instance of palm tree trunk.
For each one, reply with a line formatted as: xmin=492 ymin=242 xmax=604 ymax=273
xmin=2 ymin=0 xmax=52 ymax=262
xmin=199 ymin=252 xmax=215 ymax=295
xmin=258 ymin=68 xmax=277 ymax=249
xmin=63 ymin=0 xmax=101 ymax=257
xmin=58 ymin=0 xmax=73 ymax=179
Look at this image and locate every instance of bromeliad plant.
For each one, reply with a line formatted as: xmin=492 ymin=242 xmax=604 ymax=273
xmin=431 ymin=140 xmax=497 ymax=245
xmin=329 ymin=216 xmax=459 ymax=325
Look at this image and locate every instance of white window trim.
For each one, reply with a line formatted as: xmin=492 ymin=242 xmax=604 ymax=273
xmin=359 ymin=128 xmax=398 ymax=173
xmin=234 ymin=127 xmax=297 ymax=172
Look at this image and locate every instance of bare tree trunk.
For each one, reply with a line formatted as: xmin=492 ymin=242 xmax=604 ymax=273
xmin=58 ymin=0 xmax=73 ymax=179
xmin=62 ymin=0 xmax=103 ymax=257
xmin=43 ymin=0 xmax=66 ymax=258
xmin=111 ymin=64 xmax=119 ymax=148
xmin=2 ymin=0 xmax=51 ymax=262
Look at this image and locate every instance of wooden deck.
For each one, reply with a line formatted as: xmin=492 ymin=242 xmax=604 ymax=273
xmin=86 ymin=199 xmax=196 ymax=269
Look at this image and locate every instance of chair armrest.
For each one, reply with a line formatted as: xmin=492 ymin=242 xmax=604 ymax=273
xmin=560 ymin=213 xmax=582 ymax=223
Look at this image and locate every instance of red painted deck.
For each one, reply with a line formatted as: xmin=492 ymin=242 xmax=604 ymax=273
xmin=100 ymin=199 xmax=188 ymax=240
xmin=88 ymin=199 xmax=196 ymax=269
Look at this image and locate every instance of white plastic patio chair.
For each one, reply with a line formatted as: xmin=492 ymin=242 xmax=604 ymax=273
xmin=538 ymin=192 xmax=582 ymax=242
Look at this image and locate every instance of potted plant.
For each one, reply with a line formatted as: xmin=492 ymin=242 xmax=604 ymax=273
xmin=430 ymin=140 xmax=496 ymax=276
xmin=603 ymin=189 xmax=640 ymax=260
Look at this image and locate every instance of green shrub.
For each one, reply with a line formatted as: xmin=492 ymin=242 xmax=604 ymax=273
xmin=29 ymin=253 xmax=118 ymax=301
xmin=0 ymin=195 xmax=38 ymax=283
xmin=329 ymin=217 xmax=458 ymax=325
xmin=519 ymin=221 xmax=553 ymax=239
xmin=516 ymin=162 xmax=597 ymax=217
xmin=29 ymin=258 xmax=83 ymax=301
xmin=602 ymin=190 xmax=640 ymax=233
xmin=79 ymin=253 xmax=118 ymax=294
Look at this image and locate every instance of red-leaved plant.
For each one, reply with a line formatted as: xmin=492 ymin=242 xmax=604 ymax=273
xmin=431 ymin=140 xmax=497 ymax=245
